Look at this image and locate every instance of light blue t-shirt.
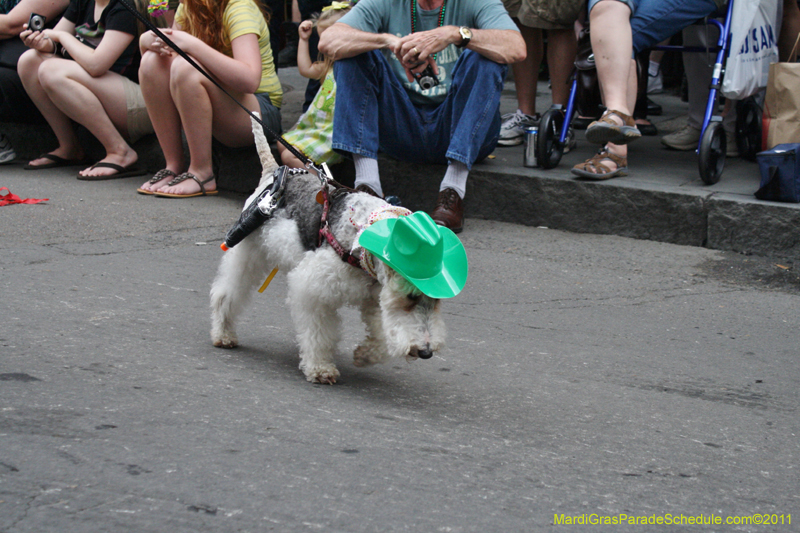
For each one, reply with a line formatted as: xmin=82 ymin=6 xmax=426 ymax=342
xmin=338 ymin=0 xmax=518 ymax=105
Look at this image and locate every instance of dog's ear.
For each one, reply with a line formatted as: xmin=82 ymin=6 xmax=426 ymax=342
xmin=250 ymin=114 xmax=279 ymax=184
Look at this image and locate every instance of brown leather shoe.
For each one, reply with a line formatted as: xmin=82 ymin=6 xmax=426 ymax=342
xmin=431 ymin=188 xmax=464 ymax=234
xmin=354 ymin=183 xmax=383 ymax=198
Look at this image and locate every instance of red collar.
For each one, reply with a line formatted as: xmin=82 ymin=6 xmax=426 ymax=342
xmin=317 ymin=183 xmax=363 ymax=270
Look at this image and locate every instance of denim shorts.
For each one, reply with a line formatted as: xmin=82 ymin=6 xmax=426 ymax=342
xmin=255 ymin=92 xmax=282 ymax=142
xmin=587 ymin=0 xmax=717 ymax=53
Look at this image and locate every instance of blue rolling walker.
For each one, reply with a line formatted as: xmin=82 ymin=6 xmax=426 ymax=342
xmin=536 ymin=0 xmax=748 ymax=185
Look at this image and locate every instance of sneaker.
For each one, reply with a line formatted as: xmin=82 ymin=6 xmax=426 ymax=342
xmin=0 ymin=134 xmax=16 ymax=164
xmin=661 ymin=124 xmax=701 ymax=151
xmin=498 ymin=110 xmax=540 ymax=146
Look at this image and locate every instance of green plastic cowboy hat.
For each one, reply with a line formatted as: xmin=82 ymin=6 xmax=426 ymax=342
xmin=358 ymin=211 xmax=468 ymax=299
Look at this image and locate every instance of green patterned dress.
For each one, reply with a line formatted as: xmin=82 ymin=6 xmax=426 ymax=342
xmin=282 ymin=68 xmax=343 ymax=166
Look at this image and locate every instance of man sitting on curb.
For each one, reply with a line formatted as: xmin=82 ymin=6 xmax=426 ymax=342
xmin=318 ymin=0 xmax=525 ymax=233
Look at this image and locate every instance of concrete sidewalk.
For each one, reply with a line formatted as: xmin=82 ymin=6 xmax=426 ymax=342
xmin=272 ymin=68 xmax=800 ymax=262
xmin=3 ymin=66 xmax=798 ymax=261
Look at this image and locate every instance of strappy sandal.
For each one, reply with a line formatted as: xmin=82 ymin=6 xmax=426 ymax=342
xmin=571 ymin=147 xmax=628 ymax=180
xmin=153 ymin=172 xmax=218 ymax=198
xmin=585 ymin=109 xmax=641 ymax=145
xmin=137 ymin=168 xmax=177 ymax=195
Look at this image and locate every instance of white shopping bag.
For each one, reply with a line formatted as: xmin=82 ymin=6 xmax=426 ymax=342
xmin=721 ymin=0 xmax=780 ymax=99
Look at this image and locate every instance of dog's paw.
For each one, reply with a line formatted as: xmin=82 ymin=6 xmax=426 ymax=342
xmin=352 ymin=343 xmax=387 ymax=367
xmin=303 ymin=364 xmax=340 ymax=384
xmin=212 ymin=334 xmax=238 ymax=348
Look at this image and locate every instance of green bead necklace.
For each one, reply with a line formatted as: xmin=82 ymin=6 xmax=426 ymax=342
xmin=410 ymin=0 xmax=447 ymax=61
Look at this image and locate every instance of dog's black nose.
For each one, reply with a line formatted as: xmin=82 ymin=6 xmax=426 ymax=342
xmin=417 ymin=349 xmax=433 ymax=359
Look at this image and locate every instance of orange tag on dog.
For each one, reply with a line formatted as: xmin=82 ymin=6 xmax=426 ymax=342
xmin=316 ymin=190 xmax=324 ymax=204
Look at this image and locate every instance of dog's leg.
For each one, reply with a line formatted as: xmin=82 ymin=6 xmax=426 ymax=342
xmin=210 ymin=237 xmax=270 ymax=348
xmin=353 ymin=296 xmax=390 ymax=367
xmin=287 ymin=251 xmax=344 ymax=384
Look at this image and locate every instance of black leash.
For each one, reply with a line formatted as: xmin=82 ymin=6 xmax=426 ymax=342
xmin=117 ymin=0 xmax=320 ymax=172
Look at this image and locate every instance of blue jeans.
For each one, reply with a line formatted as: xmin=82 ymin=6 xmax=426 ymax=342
xmin=331 ymin=50 xmax=506 ymax=170
xmin=588 ymin=0 xmax=718 ymax=54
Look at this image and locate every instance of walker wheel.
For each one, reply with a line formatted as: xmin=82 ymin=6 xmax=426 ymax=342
xmin=698 ymin=121 xmax=726 ymax=185
xmin=536 ymin=108 xmax=564 ymax=170
xmin=735 ymin=97 xmax=762 ymax=161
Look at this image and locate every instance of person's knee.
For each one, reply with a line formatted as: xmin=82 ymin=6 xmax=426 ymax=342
xmin=138 ymin=50 xmax=160 ymax=73
xmin=169 ymin=57 xmax=204 ymax=87
xmin=590 ymin=0 xmax=632 ymax=22
xmin=17 ymin=49 xmax=41 ymax=79
xmin=452 ymin=51 xmax=506 ymax=87
xmin=138 ymin=50 xmax=173 ymax=88
xmin=37 ymin=59 xmax=75 ymax=90
xmin=334 ymin=50 xmax=382 ymax=77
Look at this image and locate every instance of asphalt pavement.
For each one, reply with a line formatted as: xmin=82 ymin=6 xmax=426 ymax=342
xmin=1 ymin=141 xmax=799 ymax=531
xmin=1 ymin=67 xmax=799 ymax=532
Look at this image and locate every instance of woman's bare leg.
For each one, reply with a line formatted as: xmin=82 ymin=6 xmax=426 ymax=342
xmin=589 ymin=0 xmax=637 ymax=170
xmin=139 ymin=50 xmax=186 ymax=191
xmin=155 ymin=56 xmax=259 ymax=196
xmin=40 ymin=65 xmax=138 ymax=178
xmin=18 ymin=51 xmax=85 ymax=165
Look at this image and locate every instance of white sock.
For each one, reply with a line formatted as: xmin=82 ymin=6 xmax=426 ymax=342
xmin=440 ymin=160 xmax=468 ymax=199
xmin=353 ymin=154 xmax=382 ymax=197
xmin=648 ymin=61 xmax=660 ymax=77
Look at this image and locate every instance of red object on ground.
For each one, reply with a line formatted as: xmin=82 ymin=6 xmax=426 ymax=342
xmin=0 ymin=187 xmax=48 ymax=206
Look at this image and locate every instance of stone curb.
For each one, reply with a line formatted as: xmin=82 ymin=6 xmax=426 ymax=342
xmin=5 ymin=121 xmax=799 ymax=262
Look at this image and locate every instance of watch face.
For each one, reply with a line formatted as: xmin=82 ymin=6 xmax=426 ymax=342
xmin=460 ymin=27 xmax=472 ymax=43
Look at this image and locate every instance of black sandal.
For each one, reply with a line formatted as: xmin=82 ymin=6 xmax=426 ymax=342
xmin=153 ymin=172 xmax=218 ymax=198
xmin=137 ymin=168 xmax=177 ymax=195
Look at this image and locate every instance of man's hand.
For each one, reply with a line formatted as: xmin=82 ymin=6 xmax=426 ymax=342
xmin=394 ymin=26 xmax=452 ymax=64
xmin=397 ymin=25 xmax=527 ymax=66
xmin=402 ymin=53 xmax=437 ymax=84
xmin=394 ymin=27 xmax=454 ymax=83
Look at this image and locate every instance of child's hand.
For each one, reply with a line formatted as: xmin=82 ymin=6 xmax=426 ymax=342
xmin=298 ymin=20 xmax=313 ymax=41
xmin=20 ymin=27 xmax=55 ymax=53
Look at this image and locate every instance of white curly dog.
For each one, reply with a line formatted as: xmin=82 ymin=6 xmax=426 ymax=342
xmin=209 ymin=119 xmax=467 ymax=384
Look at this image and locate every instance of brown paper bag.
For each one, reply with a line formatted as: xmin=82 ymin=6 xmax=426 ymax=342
xmin=764 ymin=35 xmax=800 ymax=149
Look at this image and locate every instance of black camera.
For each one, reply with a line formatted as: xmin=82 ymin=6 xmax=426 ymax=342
xmin=414 ymin=65 xmax=439 ymax=91
xmin=28 ymin=13 xmax=46 ymax=32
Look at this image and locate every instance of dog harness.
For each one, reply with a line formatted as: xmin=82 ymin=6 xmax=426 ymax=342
xmin=317 ymin=183 xmax=411 ymax=277
xmin=317 ymin=183 xmax=362 ymax=269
